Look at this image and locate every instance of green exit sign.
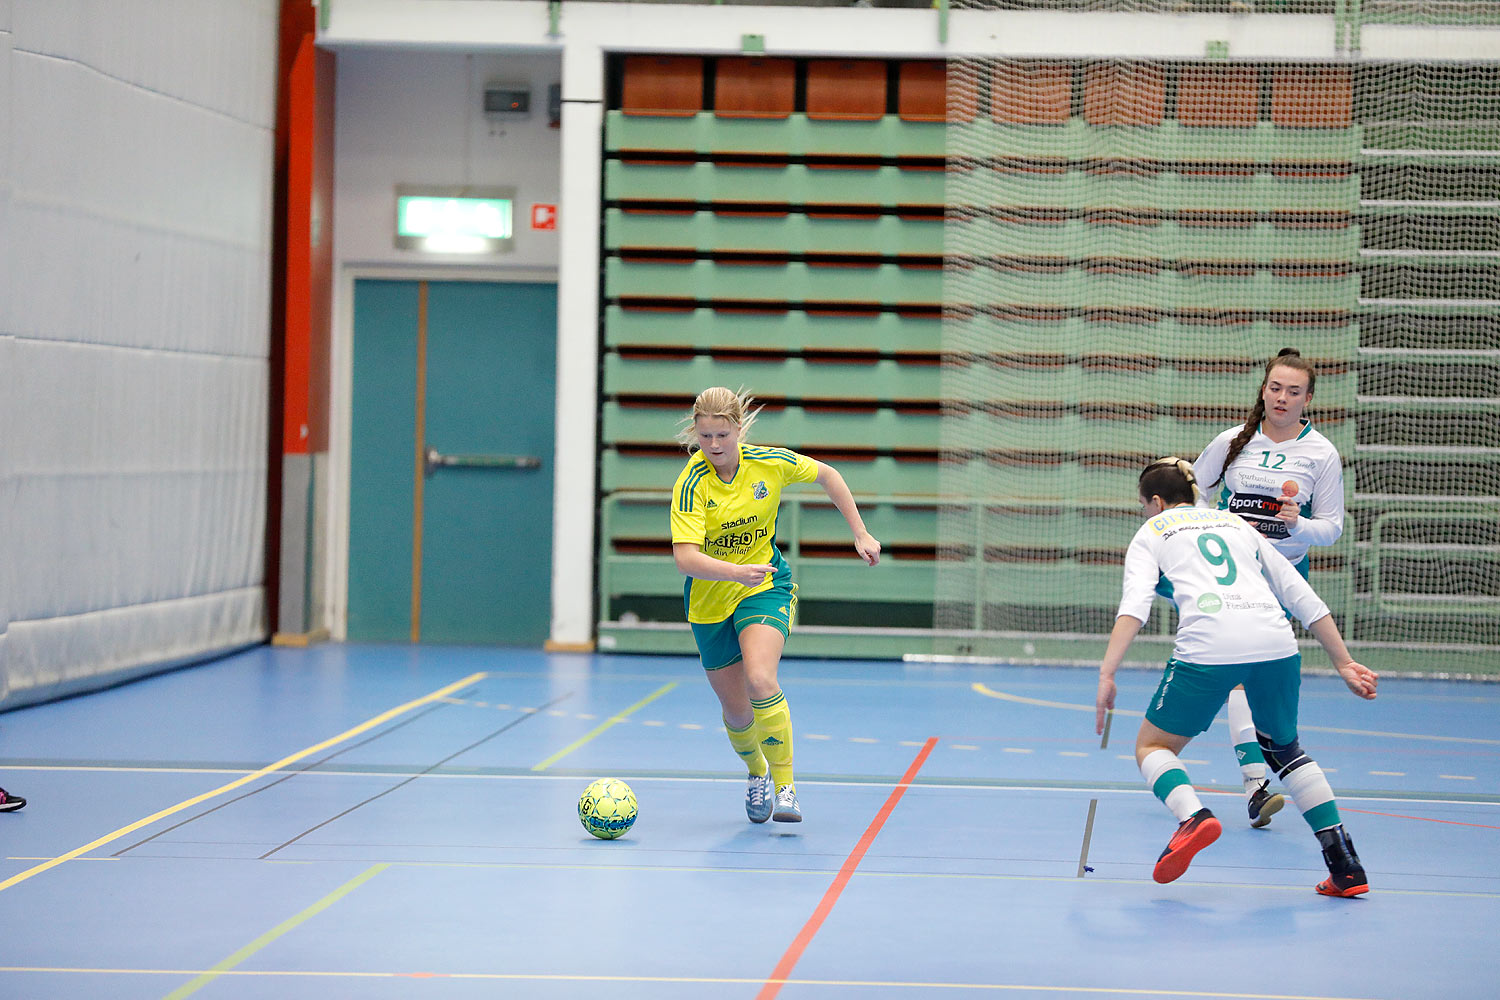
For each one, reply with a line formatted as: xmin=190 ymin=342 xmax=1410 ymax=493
xmin=395 ymin=186 xmax=515 ymax=253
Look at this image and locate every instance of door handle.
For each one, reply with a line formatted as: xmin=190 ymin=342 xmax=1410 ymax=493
xmin=424 ymin=446 xmax=543 ymax=477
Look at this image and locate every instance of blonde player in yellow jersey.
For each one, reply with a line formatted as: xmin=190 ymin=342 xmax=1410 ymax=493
xmin=670 ymin=387 xmax=882 ymax=824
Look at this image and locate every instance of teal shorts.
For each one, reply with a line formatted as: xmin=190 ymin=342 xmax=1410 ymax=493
xmin=690 ymin=583 xmax=798 ymax=671
xmin=1145 ymin=653 xmax=1302 ymax=745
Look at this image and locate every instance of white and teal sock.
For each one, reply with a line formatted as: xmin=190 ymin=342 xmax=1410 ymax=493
xmin=1141 ymin=748 xmax=1204 ymax=823
xmin=1279 ymin=757 xmax=1342 ymax=832
xmin=1227 ymin=688 xmax=1269 ymax=793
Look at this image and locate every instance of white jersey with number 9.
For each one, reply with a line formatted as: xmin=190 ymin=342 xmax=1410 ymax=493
xmin=1118 ymin=506 xmax=1330 ymax=665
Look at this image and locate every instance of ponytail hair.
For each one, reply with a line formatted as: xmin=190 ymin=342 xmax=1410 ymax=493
xmin=1213 ymin=347 xmax=1319 ymax=487
xmin=675 ymin=386 xmax=762 ymax=452
xmin=1140 ymin=456 xmax=1199 ymax=508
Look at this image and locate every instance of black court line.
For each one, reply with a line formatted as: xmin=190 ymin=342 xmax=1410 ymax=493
xmin=257 ymin=692 xmax=576 ymax=860
xmin=111 ymin=692 xmax=480 ymax=857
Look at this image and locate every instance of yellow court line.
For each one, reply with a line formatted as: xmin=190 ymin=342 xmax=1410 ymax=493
xmin=973 ymin=683 xmax=1145 ymax=717
xmin=161 ymin=863 xmax=388 ymax=1000
xmin=2 ymin=765 xmax=256 ymax=776
xmin=0 ymin=967 xmax=1381 ymax=998
xmin=531 ymin=682 xmax=678 ymax=771
xmin=0 ymin=671 xmax=487 ymax=895
xmin=972 ymin=683 xmax=1500 ymax=745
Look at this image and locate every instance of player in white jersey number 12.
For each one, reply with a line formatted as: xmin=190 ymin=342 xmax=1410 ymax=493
xmin=1096 ymin=458 xmax=1377 ymax=896
xmin=1192 ymin=348 xmax=1346 ymax=831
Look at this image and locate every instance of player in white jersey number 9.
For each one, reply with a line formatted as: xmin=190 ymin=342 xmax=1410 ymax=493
xmin=1096 ymin=457 xmax=1377 ymax=896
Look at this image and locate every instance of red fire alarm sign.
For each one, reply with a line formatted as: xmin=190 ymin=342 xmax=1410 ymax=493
xmin=531 ymin=204 xmax=557 ymax=230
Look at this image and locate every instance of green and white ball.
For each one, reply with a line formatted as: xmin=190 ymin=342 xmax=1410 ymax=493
xmin=578 ymin=778 xmax=638 ymax=840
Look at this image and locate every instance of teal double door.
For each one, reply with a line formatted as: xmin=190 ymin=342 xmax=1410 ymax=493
xmin=348 ymin=278 xmax=557 ymax=644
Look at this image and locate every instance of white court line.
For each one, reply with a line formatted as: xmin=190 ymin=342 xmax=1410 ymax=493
xmin=971 ymin=683 xmax=1500 ymax=746
xmin=0 ymin=963 xmax=1459 ymax=993
xmin=5 ymin=764 xmax=1497 ymax=813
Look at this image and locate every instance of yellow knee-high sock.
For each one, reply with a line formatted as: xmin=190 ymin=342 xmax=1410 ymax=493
xmin=724 ymin=716 xmax=768 ymax=777
xmin=751 ymin=690 xmax=794 ymax=790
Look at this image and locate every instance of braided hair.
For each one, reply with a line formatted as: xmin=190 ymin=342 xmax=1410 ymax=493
xmin=1139 ymin=456 xmax=1199 ymax=508
xmin=1211 ymin=347 xmax=1319 ymax=487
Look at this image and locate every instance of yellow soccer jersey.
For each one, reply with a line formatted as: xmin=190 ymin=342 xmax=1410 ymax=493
xmin=670 ymin=444 xmax=819 ymax=624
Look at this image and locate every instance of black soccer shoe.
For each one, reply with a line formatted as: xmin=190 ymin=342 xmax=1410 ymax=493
xmin=1315 ymin=825 xmax=1368 ymax=897
xmin=1247 ymin=779 xmax=1285 ymax=829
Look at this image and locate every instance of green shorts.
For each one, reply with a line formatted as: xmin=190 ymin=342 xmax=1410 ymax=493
xmin=690 ymin=583 xmax=798 ymax=671
xmin=1145 ymin=653 xmax=1302 ymax=745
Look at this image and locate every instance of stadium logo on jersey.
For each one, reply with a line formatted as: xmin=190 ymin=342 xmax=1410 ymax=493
xmin=752 ymin=480 xmax=768 ymax=500
xmin=1196 ymin=593 xmax=1223 ymax=614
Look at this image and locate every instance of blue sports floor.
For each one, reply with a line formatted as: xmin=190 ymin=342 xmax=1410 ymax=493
xmin=1 ymin=645 xmax=1497 ymax=999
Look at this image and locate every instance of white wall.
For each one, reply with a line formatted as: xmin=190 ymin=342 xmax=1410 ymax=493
xmin=334 ymin=47 xmax=564 ymax=270
xmin=1 ymin=0 xmax=276 ymax=708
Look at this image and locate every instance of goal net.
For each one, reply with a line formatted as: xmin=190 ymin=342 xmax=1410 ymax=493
xmin=937 ymin=21 xmax=1499 ymax=674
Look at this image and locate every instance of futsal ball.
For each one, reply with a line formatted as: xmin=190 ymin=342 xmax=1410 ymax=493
xmin=578 ymin=778 xmax=638 ymax=840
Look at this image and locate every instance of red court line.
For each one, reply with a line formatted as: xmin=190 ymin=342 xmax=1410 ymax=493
xmin=1343 ymin=807 xmax=1500 ymax=831
xmin=757 ymin=737 xmax=938 ymax=1000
